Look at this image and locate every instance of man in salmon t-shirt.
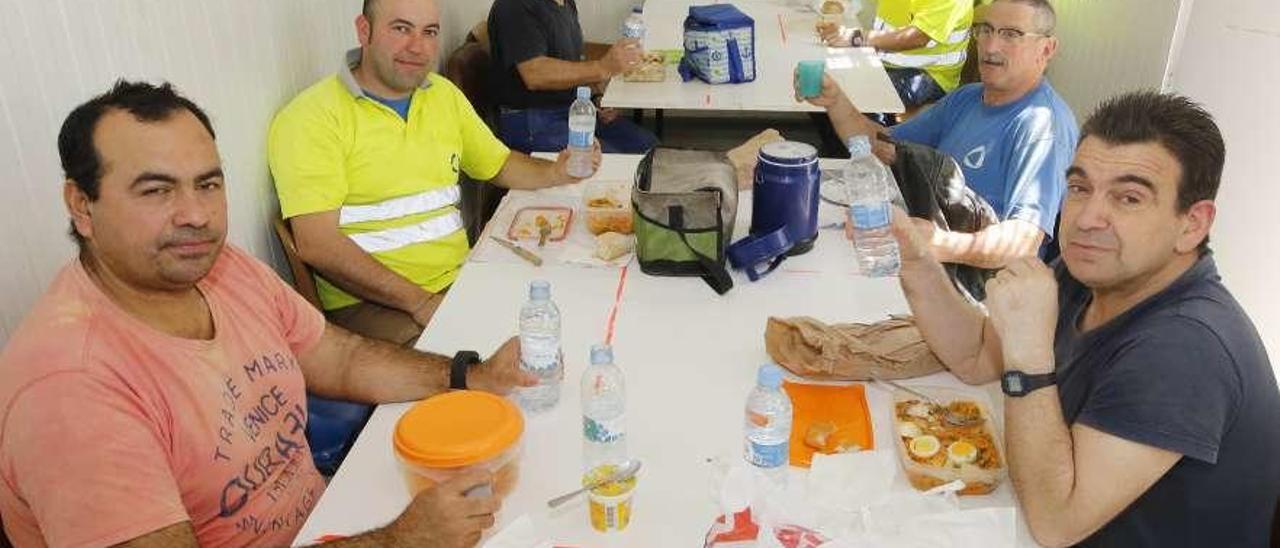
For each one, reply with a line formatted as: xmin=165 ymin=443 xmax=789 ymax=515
xmin=0 ymin=81 xmax=534 ymax=547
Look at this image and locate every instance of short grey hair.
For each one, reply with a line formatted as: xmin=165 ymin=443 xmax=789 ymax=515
xmin=998 ymin=0 xmax=1057 ymax=35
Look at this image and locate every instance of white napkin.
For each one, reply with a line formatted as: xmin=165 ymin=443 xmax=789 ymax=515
xmin=480 ymin=514 xmax=553 ymax=548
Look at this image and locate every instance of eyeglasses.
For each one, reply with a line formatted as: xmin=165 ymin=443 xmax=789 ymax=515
xmin=972 ymin=22 xmax=1050 ymax=43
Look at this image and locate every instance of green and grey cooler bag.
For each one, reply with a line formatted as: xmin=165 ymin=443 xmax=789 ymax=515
xmin=632 ymin=148 xmax=738 ymax=294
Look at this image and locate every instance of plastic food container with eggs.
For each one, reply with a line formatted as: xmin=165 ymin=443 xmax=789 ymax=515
xmin=890 ymin=386 xmax=1006 ymax=495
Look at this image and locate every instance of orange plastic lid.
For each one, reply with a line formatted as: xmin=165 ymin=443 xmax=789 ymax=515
xmin=394 ymin=391 xmax=524 ymax=468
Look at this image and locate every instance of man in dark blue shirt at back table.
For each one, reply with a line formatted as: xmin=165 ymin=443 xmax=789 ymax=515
xmin=487 ymin=0 xmax=659 ymax=154
xmin=885 ymin=89 xmax=1280 ymax=546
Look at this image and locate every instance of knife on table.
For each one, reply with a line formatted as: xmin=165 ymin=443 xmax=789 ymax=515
xmin=489 ymin=236 xmax=544 ymax=266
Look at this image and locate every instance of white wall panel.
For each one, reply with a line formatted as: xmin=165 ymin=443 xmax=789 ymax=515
xmin=0 ymin=0 xmax=363 ymax=345
xmin=1170 ymin=0 xmax=1280 ymax=365
xmin=1047 ymin=0 xmax=1185 ymax=121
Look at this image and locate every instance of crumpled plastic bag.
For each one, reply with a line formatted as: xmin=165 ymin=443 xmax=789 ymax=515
xmin=764 ymin=315 xmax=944 ymax=381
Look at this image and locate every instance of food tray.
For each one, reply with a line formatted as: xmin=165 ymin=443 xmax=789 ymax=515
xmin=890 ymin=385 xmax=1006 ymax=495
xmin=506 ymin=206 xmax=573 ymax=242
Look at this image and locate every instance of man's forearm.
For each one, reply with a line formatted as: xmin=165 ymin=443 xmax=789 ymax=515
xmin=307 ymin=324 xmax=450 ymax=404
xmin=898 ymin=259 xmax=1001 ymax=383
xmin=825 ymin=96 xmax=895 ymax=161
xmin=518 ymin=57 xmax=612 ymax=91
xmin=1005 ymin=388 xmax=1079 ymax=546
xmin=929 ymin=219 xmax=1046 ymax=269
xmin=306 ymin=528 xmax=394 ymax=547
xmin=296 ymin=226 xmax=433 ymax=315
xmin=492 ymin=152 xmax=567 ymax=190
xmin=866 ymin=26 xmax=931 ymax=52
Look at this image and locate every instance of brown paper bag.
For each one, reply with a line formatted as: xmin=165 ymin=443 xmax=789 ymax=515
xmin=765 ymin=315 xmax=944 ymax=380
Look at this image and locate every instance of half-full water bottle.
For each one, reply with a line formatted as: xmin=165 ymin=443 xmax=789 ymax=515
xmin=582 ymin=344 xmax=627 ymax=472
xmin=516 ymin=280 xmax=562 ymax=412
xmin=621 ymin=6 xmax=646 ymax=50
xmin=567 ymin=87 xmax=596 ymax=179
xmin=844 ymin=135 xmax=901 ymax=277
xmin=744 ymin=363 xmax=792 ymax=484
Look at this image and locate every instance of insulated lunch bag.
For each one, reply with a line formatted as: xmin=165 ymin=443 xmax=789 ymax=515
xmin=679 ymin=4 xmax=756 ymax=85
xmin=632 ymin=148 xmax=739 ymax=295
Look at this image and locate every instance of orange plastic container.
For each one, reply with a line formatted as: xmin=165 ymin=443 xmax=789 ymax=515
xmin=393 ymin=391 xmax=525 ymax=498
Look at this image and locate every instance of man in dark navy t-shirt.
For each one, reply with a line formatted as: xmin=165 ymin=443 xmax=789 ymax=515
xmin=487 ymin=0 xmax=658 ymax=154
xmin=888 ymin=90 xmax=1280 ymax=546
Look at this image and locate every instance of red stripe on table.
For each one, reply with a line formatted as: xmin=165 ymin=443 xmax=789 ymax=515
xmin=604 ymin=265 xmax=629 ymax=345
xmin=778 ymin=13 xmax=787 ymax=44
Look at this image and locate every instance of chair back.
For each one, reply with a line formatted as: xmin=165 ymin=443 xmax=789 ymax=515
xmin=444 ymin=36 xmax=509 ymax=244
xmin=271 ymin=216 xmax=324 ymax=311
xmin=443 ymin=40 xmax=496 ymax=127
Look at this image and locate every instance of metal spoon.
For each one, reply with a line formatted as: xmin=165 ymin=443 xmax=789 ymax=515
xmin=869 ymin=376 xmax=981 ymax=427
xmin=546 ymin=459 xmax=642 ymax=509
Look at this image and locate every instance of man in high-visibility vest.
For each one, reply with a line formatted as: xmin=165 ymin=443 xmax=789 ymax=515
xmin=269 ymin=0 xmax=600 ymax=346
xmin=822 ymin=0 xmax=975 ymax=111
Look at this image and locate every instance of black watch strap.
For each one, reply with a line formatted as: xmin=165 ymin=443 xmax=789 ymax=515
xmin=1002 ymin=370 xmax=1057 ymax=397
xmin=450 ymin=351 xmax=481 ymax=390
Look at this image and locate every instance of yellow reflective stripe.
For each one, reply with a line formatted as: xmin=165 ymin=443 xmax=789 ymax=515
xmin=346 ymin=211 xmax=464 ymax=253
xmin=338 ymin=186 xmax=461 ymax=226
xmin=881 ymin=49 xmax=966 ymax=69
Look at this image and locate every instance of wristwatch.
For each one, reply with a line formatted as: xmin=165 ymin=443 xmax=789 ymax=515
xmin=449 ymin=350 xmax=481 ymax=390
xmin=1001 ymin=370 xmax=1057 ymax=397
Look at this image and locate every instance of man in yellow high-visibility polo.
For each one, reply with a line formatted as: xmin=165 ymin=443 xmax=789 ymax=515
xmin=824 ymin=0 xmax=974 ymax=112
xmin=269 ymin=0 xmax=599 ymax=346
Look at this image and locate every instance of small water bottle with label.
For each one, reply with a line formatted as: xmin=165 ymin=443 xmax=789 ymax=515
xmin=582 ymin=344 xmax=627 ymax=471
xmin=567 ymin=86 xmax=596 ymax=179
xmin=844 ymin=134 xmax=901 ymax=277
xmin=515 ymin=280 xmax=562 ymax=412
xmin=622 ymin=5 xmax=646 ymax=50
xmin=744 ymin=363 xmax=792 ymax=485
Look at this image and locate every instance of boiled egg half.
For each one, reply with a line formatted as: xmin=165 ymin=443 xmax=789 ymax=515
xmin=947 ymin=440 xmax=979 ymax=465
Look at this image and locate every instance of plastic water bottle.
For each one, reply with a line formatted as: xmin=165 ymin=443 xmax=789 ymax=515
xmin=582 ymin=344 xmax=627 ymax=471
xmin=844 ymin=135 xmax=901 ymax=277
xmin=567 ymin=87 xmax=596 ymax=179
xmin=744 ymin=363 xmax=792 ymax=484
xmin=515 ymin=280 xmax=562 ymax=412
xmin=621 ymin=6 xmax=646 ymax=50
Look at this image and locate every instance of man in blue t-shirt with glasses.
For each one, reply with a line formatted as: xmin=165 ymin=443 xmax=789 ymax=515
xmin=801 ymin=0 xmax=1076 ymax=270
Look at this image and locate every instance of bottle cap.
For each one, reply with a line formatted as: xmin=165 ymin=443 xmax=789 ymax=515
xmin=529 ymin=279 xmax=551 ymax=300
xmin=590 ymin=344 xmax=614 ymax=365
xmin=757 ymin=363 xmax=784 ymax=389
xmin=845 ymin=135 xmax=872 ymax=158
xmin=577 ymin=86 xmax=592 ymax=100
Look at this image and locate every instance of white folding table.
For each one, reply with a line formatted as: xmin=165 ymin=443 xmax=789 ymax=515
xmin=601 ymin=0 xmax=904 ymax=114
xmin=294 ymin=155 xmax=1033 ymax=547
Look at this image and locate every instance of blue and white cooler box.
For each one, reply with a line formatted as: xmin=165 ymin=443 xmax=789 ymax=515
xmin=729 ymin=141 xmax=822 ymax=281
xmin=679 ymin=4 xmax=756 ymax=84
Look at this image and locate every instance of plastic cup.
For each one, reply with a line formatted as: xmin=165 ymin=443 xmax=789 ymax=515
xmin=588 ymin=488 xmax=635 ymax=532
xmin=797 ymin=60 xmax=825 ymax=98
xmin=583 ymin=464 xmax=638 ymax=532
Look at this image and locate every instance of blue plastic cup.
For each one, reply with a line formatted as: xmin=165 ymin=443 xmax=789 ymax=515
xmin=797 ymin=60 xmax=825 ymax=98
